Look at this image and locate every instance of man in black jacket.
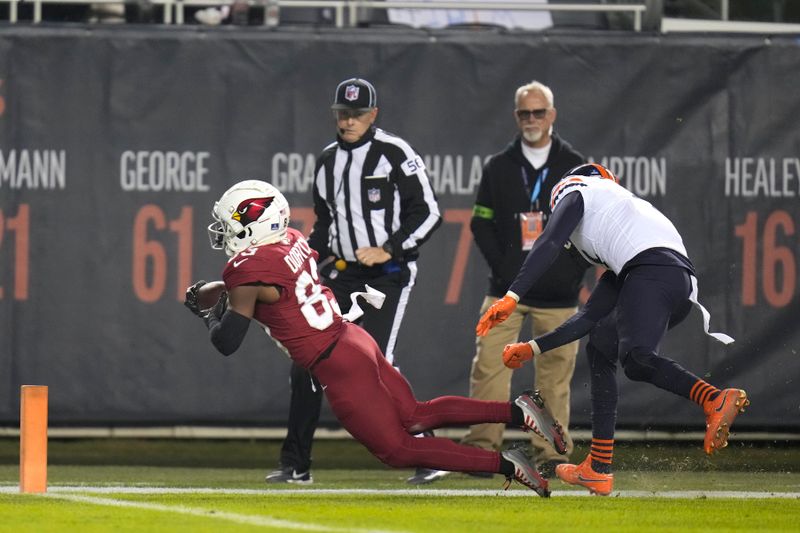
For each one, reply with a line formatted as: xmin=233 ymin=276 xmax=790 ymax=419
xmin=462 ymin=80 xmax=589 ymax=477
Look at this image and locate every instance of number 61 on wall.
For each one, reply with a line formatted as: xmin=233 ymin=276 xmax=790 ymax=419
xmin=132 ymin=205 xmax=193 ymax=303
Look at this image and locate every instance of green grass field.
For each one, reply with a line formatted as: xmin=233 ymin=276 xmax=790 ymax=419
xmin=1 ymin=438 xmax=799 ymax=532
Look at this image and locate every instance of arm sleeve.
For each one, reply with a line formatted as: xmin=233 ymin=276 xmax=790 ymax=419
xmin=205 ymin=309 xmax=251 ymax=356
xmin=508 ymin=191 xmax=584 ymax=297
xmin=535 ymin=270 xmax=619 ymax=353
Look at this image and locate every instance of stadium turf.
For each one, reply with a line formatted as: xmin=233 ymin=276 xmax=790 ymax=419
xmin=1 ymin=486 xmax=799 ymax=532
xmin=0 ymin=438 xmax=798 ymax=532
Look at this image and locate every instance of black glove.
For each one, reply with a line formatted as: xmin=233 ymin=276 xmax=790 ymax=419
xmin=202 ymin=290 xmax=229 ymax=328
xmin=184 ymin=280 xmax=207 ymax=317
xmin=208 ymin=290 xmax=228 ymax=319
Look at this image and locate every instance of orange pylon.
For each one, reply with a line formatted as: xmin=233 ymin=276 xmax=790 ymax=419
xmin=20 ymin=385 xmax=48 ymax=493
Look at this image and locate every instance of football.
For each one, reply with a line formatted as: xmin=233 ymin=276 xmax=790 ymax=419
xmin=197 ymin=280 xmax=227 ymax=310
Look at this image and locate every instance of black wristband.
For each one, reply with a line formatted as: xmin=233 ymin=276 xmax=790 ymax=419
xmin=381 ymin=240 xmax=394 ymax=257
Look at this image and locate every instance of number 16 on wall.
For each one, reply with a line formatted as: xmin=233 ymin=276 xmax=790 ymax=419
xmin=734 ymin=210 xmax=796 ymax=308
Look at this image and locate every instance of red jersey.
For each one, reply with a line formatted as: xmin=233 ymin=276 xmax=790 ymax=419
xmin=222 ymin=228 xmax=344 ymax=368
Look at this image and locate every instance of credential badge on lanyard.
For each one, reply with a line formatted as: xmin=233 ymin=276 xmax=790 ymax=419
xmin=519 ymin=167 xmax=548 ymax=251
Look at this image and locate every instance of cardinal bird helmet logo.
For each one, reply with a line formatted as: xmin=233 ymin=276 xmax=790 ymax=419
xmin=232 ymin=197 xmax=275 ymax=227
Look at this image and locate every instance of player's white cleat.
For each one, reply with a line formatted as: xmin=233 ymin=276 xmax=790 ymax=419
xmin=501 ymin=447 xmax=550 ymax=497
xmin=514 ymin=389 xmax=567 ymax=455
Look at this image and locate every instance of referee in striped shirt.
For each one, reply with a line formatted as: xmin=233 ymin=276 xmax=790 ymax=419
xmin=265 ymin=78 xmax=443 ymax=486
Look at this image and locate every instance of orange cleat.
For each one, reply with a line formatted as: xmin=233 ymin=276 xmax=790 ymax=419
xmin=555 ymin=455 xmax=613 ymax=496
xmin=703 ymin=388 xmax=749 ymax=455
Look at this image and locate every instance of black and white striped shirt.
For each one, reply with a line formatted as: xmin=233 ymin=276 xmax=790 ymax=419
xmin=309 ymin=126 xmax=441 ymax=263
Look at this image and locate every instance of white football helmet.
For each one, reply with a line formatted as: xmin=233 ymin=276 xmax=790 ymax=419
xmin=208 ymin=180 xmax=290 ymax=257
xmin=564 ymin=163 xmax=619 ymax=183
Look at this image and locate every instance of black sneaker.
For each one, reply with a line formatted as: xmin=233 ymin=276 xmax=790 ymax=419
xmin=501 ymin=447 xmax=550 ymax=497
xmin=515 ymin=389 xmax=567 ymax=455
xmin=265 ymin=466 xmax=313 ymax=485
xmin=406 ymin=468 xmax=450 ymax=485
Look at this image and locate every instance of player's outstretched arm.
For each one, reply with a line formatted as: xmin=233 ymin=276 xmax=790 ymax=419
xmin=507 ymin=191 xmax=584 ymax=299
xmin=476 ymin=193 xmax=585 ymax=337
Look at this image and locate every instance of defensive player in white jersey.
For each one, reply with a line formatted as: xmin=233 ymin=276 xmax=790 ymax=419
xmin=184 ymin=179 xmax=569 ymax=497
xmin=476 ymin=163 xmax=749 ymax=496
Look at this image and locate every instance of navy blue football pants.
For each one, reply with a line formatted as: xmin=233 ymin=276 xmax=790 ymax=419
xmin=585 ymin=264 xmax=703 ymax=440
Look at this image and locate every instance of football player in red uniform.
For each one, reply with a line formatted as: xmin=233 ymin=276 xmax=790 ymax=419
xmin=185 ymin=180 xmax=567 ymax=496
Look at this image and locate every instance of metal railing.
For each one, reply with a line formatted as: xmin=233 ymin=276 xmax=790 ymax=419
xmin=2 ymin=0 xmax=20 ymax=22
xmin=346 ymin=1 xmax=646 ymax=30
xmin=172 ymin=0 xmax=347 ymax=26
xmin=661 ymin=17 xmax=800 ymax=33
xmin=2 ymin=0 xmax=648 ymax=30
xmin=12 ymin=0 xmax=176 ymax=23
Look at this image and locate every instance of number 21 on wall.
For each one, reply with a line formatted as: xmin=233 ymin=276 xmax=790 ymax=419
xmin=0 ymin=204 xmax=30 ymax=300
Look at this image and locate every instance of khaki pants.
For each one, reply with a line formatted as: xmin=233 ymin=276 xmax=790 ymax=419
xmin=461 ymin=296 xmax=579 ymax=464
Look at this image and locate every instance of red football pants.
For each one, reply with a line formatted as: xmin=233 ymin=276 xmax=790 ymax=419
xmin=313 ymin=323 xmax=509 ymax=473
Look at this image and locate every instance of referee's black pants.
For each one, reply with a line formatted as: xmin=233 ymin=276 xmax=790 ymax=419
xmin=279 ymin=260 xmax=417 ymax=472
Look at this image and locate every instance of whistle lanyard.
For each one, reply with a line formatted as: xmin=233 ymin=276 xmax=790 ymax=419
xmin=521 ymin=167 xmax=548 ymax=211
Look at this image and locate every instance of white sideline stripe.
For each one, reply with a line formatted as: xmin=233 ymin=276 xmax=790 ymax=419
xmin=2 ymin=426 xmax=798 ymax=441
xmin=2 ymin=486 xmax=799 ymax=499
xmin=43 ymin=493 xmax=404 ymax=533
